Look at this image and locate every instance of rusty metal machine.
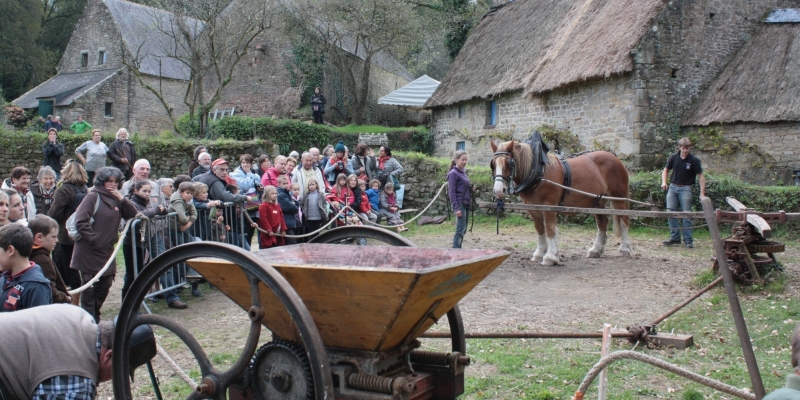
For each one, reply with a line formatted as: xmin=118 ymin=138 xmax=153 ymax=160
xmin=712 ymin=197 xmax=786 ymax=283
xmin=112 ymin=226 xmax=509 ymax=400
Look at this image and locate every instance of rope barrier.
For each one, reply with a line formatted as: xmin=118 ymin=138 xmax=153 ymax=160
xmin=572 ymin=351 xmax=755 ymax=400
xmin=245 ymin=182 xmax=450 ymax=238
xmin=68 ymin=216 xmax=141 ymax=296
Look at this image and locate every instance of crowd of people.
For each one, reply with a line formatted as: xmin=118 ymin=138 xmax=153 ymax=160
xmin=0 ymin=130 xmax=410 ymax=319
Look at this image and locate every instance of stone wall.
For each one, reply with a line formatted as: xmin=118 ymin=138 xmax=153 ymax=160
xmin=215 ymin=30 xmax=296 ymax=117
xmin=58 ymin=0 xmax=124 ymax=74
xmin=689 ymin=122 xmax=800 ymax=185
xmin=130 ymin=74 xmax=190 ymax=134
xmin=633 ymin=0 xmax=799 ymax=169
xmin=432 ymin=75 xmax=637 ymax=165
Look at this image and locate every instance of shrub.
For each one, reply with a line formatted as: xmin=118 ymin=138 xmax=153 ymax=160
xmin=4 ymin=106 xmax=28 ymax=128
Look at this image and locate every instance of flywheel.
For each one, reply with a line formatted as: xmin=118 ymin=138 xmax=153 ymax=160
xmin=251 ymin=340 xmax=314 ymax=400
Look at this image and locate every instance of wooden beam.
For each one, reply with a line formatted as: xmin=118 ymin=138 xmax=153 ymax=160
xmin=726 ymin=197 xmax=772 ymax=238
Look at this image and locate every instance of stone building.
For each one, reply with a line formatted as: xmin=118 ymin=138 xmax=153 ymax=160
xmin=13 ymin=0 xmax=412 ymax=133
xmin=426 ymin=0 xmax=800 ymax=182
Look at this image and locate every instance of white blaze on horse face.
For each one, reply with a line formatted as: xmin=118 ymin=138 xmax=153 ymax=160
xmin=493 ymin=163 xmax=507 ymax=199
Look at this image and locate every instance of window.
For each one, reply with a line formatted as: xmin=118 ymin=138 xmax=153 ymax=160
xmin=81 ymin=52 xmax=89 ymax=67
xmin=485 ymin=100 xmax=497 ymax=126
xmin=458 ymin=104 xmax=465 ymax=118
xmin=456 ymin=141 xmax=466 ymax=151
xmin=104 ymin=102 xmax=113 ymax=117
xmin=98 ymin=50 xmax=106 ymax=65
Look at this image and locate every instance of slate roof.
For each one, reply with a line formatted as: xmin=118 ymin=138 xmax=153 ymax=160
xmin=104 ymin=0 xmax=203 ymax=80
xmin=12 ymin=69 xmax=120 ymax=109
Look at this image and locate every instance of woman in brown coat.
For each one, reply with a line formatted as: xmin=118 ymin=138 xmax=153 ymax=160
xmin=71 ymin=166 xmax=137 ymax=321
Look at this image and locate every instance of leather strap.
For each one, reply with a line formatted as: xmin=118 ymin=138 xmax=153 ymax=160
xmin=558 ymin=159 xmax=572 ymax=206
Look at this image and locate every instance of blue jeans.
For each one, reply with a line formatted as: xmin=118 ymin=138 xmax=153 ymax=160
xmin=666 ymin=184 xmax=693 ymax=244
xmin=453 ymin=204 xmax=469 ymax=248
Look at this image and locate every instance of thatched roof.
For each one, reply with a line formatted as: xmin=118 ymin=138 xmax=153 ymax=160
xmin=105 ymin=0 xmax=203 ymax=80
xmin=683 ymin=23 xmax=800 ymax=126
xmin=13 ymin=69 xmax=120 ymax=109
xmin=425 ymin=0 xmax=667 ymax=108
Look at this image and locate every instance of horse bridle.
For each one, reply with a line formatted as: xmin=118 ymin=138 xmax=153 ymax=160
xmin=491 ymin=151 xmax=516 ymax=191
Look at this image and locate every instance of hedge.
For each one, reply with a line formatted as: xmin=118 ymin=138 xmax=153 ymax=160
xmin=179 ymin=115 xmax=433 ymax=155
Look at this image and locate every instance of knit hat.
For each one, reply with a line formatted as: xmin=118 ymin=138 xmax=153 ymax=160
xmin=334 ymin=141 xmax=346 ymax=153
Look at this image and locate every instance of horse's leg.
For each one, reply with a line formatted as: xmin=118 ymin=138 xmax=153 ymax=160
xmin=542 ymin=211 xmax=560 ymax=266
xmin=610 ymin=199 xmax=632 ymax=257
xmin=587 ymin=214 xmax=608 ymax=258
xmin=529 ymin=211 xmax=547 ymax=262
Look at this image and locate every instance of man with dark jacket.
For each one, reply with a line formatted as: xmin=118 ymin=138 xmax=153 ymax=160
xmin=107 ymin=128 xmax=137 ymax=180
xmin=193 ymin=159 xmax=247 ymax=204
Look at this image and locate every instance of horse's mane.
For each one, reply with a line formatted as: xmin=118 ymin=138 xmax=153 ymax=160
xmin=511 ymin=141 xmax=559 ymax=179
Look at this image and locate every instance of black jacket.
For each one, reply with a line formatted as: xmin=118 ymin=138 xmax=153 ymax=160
xmin=310 ymin=93 xmax=326 ymax=113
xmin=42 ymin=140 xmax=64 ymax=174
xmin=108 ymin=139 xmax=137 ymax=175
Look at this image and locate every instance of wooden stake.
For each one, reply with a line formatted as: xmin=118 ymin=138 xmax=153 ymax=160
xmin=598 ymin=323 xmax=611 ymax=400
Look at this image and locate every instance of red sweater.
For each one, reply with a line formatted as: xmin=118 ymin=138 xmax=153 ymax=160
xmin=258 ymin=202 xmax=285 ymax=248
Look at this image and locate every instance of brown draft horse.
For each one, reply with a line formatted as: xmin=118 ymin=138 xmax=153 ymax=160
xmin=490 ymin=140 xmax=631 ymax=265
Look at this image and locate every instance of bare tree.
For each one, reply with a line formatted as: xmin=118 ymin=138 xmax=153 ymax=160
xmin=122 ymin=0 xmax=278 ymax=135
xmin=285 ymin=0 xmax=420 ymax=125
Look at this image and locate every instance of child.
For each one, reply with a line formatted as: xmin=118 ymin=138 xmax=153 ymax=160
xmin=191 ymin=182 xmax=224 ymax=242
xmin=366 ymin=179 xmax=382 ymax=223
xmin=302 ymin=179 xmax=327 ymax=239
xmin=327 ymin=173 xmax=358 ymax=225
xmin=0 ymin=223 xmax=52 ymax=311
xmin=256 ymin=186 xmax=284 ymax=248
xmin=169 ymin=182 xmax=201 ymax=297
xmin=290 ymin=182 xmax=304 ymax=240
xmin=225 ymin=184 xmax=250 ymax=250
xmin=380 ymin=182 xmax=406 ymax=232
xmin=277 ymin=176 xmax=299 ymax=245
xmin=28 ymin=215 xmax=71 ymax=304
xmin=357 ymin=180 xmax=378 ymax=223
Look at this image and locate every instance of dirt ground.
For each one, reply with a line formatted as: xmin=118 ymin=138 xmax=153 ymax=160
xmin=96 ymin=223 xmax=800 ymax=398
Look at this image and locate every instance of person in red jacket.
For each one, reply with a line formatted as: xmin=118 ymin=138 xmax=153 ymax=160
xmin=255 ymin=186 xmax=284 ymax=248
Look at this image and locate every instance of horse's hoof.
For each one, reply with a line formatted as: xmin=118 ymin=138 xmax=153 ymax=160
xmin=587 ymin=250 xmax=602 ymax=258
xmin=541 ymin=255 xmax=561 ymax=266
xmin=619 ymin=249 xmax=632 ymax=257
xmin=532 ymin=253 xmax=544 ymax=263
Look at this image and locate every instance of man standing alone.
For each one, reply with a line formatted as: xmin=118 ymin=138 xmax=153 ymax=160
xmin=661 ymin=137 xmax=705 ymax=249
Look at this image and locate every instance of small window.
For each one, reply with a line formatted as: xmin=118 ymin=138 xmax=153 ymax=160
xmin=104 ymin=102 xmax=113 ymax=117
xmin=456 ymin=141 xmax=466 ymax=151
xmin=98 ymin=50 xmax=106 ymax=65
xmin=458 ymin=104 xmax=465 ymax=118
xmin=485 ymin=100 xmax=497 ymax=126
xmin=81 ymin=53 xmax=89 ymax=67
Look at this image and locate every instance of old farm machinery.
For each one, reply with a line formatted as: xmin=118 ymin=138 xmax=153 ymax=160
xmin=113 ymin=226 xmax=508 ymax=399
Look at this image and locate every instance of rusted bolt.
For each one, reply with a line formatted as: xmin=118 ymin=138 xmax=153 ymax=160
xmin=249 ymin=306 xmax=265 ymax=322
xmin=457 ymin=356 xmax=471 ymax=366
xmin=271 ymin=370 xmax=292 ymax=392
xmin=195 ymin=378 xmax=215 ymax=395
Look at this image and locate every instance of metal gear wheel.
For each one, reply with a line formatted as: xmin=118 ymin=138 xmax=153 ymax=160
xmin=250 ymin=340 xmax=314 ymax=400
xmin=747 ymin=240 xmax=785 ymax=254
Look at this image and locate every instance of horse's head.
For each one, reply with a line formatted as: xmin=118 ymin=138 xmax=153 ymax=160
xmin=490 ymin=140 xmax=516 ymax=199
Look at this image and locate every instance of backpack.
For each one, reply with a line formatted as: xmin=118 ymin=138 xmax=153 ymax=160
xmin=64 ymin=183 xmax=88 ymax=214
xmin=66 ymin=194 xmax=101 ymax=241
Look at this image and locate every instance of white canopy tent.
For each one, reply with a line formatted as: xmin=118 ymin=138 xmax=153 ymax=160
xmin=378 ymin=75 xmax=440 ymax=108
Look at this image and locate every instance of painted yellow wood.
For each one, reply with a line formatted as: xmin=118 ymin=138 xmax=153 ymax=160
xmin=187 ymin=244 xmax=509 ymax=351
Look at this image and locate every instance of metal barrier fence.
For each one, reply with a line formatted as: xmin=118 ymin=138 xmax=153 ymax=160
xmin=126 ymin=202 xmax=248 ymax=301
